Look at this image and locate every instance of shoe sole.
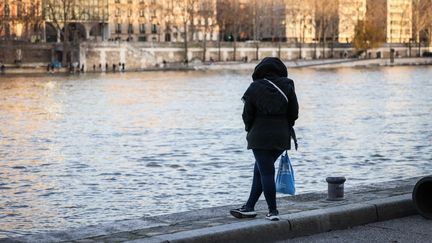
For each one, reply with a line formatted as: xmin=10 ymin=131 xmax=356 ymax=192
xmin=266 ymin=215 xmax=280 ymax=221
xmin=230 ymin=210 xmax=257 ymax=219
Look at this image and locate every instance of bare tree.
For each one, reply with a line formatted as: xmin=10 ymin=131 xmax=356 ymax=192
xmin=0 ymin=0 xmax=44 ymax=40
xmin=286 ymin=0 xmax=314 ymax=59
xmin=44 ymin=0 xmax=77 ymax=65
xmin=45 ymin=0 xmax=109 ymax=64
xmin=229 ymin=0 xmax=240 ymax=61
xmin=412 ymin=0 xmax=432 ymax=55
xmin=251 ymin=0 xmax=261 ymax=41
xmin=353 ymin=1 xmax=386 ymax=56
xmin=217 ymin=0 xmax=248 ymax=61
xmin=199 ymin=0 xmax=215 ymax=62
xmin=397 ymin=1 xmax=411 ymax=44
xmin=0 ymin=0 xmax=11 ymax=39
xmin=272 ymin=0 xmax=286 ymax=52
xmin=315 ymin=0 xmax=338 ymax=58
xmin=216 ymin=0 xmax=226 ymax=61
xmin=352 ymin=19 xmax=384 ymax=55
xmin=176 ymin=0 xmax=198 ymax=64
xmin=22 ymin=1 xmax=44 ymax=42
xmin=338 ymin=0 xmax=366 ymax=44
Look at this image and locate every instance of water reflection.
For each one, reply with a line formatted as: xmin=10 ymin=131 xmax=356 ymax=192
xmin=0 ymin=67 xmax=431 ymax=238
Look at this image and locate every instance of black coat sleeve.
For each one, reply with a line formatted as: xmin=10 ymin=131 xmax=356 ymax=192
xmin=242 ymin=88 xmax=256 ymax=132
xmin=286 ymin=80 xmax=299 ymax=127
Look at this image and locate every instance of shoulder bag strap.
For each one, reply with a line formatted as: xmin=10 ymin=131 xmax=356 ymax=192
xmin=264 ymin=78 xmax=298 ymax=150
xmin=264 ymin=78 xmax=288 ymax=103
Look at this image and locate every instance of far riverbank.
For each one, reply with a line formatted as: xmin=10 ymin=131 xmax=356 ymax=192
xmin=0 ymin=57 xmax=431 ymax=76
xmin=197 ymin=57 xmax=432 ymax=70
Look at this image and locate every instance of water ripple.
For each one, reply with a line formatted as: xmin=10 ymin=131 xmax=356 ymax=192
xmin=1 ymin=68 xmax=432 ymax=238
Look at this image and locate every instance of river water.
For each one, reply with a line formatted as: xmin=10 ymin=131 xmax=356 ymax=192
xmin=0 ymin=66 xmax=431 ymax=238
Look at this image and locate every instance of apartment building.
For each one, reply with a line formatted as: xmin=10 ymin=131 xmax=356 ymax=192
xmin=0 ymin=0 xmax=44 ymax=41
xmin=387 ymin=0 xmax=412 ymax=43
xmin=285 ymin=0 xmax=315 ymax=43
xmin=338 ymin=0 xmax=366 ymax=43
xmin=108 ymin=0 xmax=218 ymax=42
xmin=2 ymin=0 xmax=423 ymax=46
xmin=43 ymin=0 xmax=109 ymax=42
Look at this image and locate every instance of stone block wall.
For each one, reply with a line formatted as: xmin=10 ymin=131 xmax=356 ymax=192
xmin=1 ymin=41 xmax=422 ymax=69
xmin=0 ymin=42 xmax=53 ymax=64
xmin=81 ymin=42 xmax=366 ymax=71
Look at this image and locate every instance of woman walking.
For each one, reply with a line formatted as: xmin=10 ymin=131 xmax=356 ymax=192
xmin=230 ymin=57 xmax=299 ymax=221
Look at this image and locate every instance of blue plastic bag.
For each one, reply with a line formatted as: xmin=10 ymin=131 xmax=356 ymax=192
xmin=275 ymin=151 xmax=295 ymax=195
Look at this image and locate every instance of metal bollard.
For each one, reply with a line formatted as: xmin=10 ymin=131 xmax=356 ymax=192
xmin=326 ymin=177 xmax=346 ymax=201
xmin=412 ymin=176 xmax=432 ymax=219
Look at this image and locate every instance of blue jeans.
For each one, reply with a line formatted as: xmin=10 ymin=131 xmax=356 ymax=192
xmin=246 ymin=149 xmax=284 ymax=212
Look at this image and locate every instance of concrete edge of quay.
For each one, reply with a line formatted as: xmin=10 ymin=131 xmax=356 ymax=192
xmin=136 ymin=194 xmax=415 ymax=243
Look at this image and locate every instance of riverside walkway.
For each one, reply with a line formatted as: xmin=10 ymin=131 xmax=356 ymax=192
xmin=2 ymin=176 xmax=426 ymax=243
xmin=284 ymin=215 xmax=432 ymax=243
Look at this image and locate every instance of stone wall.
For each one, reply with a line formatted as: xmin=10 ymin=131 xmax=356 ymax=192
xmin=1 ymin=40 xmax=428 ymax=69
xmin=81 ymin=41 xmax=429 ymax=71
xmin=0 ymin=42 xmax=53 ymax=64
xmin=80 ymin=42 xmax=354 ymax=71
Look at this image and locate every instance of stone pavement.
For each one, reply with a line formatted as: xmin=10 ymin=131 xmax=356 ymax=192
xmin=284 ymin=215 xmax=432 ymax=243
xmin=1 ymin=176 xmax=427 ymax=243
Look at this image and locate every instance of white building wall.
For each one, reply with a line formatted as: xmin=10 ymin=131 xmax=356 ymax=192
xmin=338 ymin=0 xmax=366 ymax=43
xmin=387 ymin=0 xmax=412 ymax=43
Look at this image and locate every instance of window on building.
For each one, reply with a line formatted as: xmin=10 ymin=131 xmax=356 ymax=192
xmin=116 ymin=23 xmax=122 ymax=34
xmin=165 ymin=33 xmax=171 ymax=42
xmin=5 ymin=23 xmax=10 ymax=36
xmin=115 ymin=8 xmax=121 ymax=17
xmin=115 ymin=0 xmax=120 ymax=3
xmin=4 ymin=4 xmax=10 ymax=17
xmin=139 ymin=23 xmax=146 ymax=34
xmin=128 ymin=24 xmax=134 ymax=34
xmin=139 ymin=9 xmax=145 ymax=17
xmin=138 ymin=36 xmax=147 ymax=42
xmin=30 ymin=3 xmax=36 ymax=16
xmin=17 ymin=2 xmax=23 ymax=18
xmin=151 ymin=24 xmax=157 ymax=34
xmin=128 ymin=0 xmax=133 ymax=3
xmin=128 ymin=9 xmax=132 ymax=17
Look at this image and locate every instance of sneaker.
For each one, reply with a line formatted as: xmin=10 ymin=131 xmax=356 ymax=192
xmin=265 ymin=210 xmax=280 ymax=221
xmin=230 ymin=205 xmax=257 ymax=219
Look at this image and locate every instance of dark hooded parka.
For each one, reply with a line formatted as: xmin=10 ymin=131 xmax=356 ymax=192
xmin=242 ymin=57 xmax=299 ymax=150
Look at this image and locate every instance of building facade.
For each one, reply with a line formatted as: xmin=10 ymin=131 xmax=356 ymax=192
xmin=387 ymin=0 xmax=412 ymax=43
xmin=285 ymin=0 xmax=315 ymax=43
xmin=43 ymin=0 xmax=109 ymax=42
xmin=338 ymin=0 xmax=366 ymax=43
xmin=0 ymin=0 xmax=44 ymax=42
xmin=107 ymin=0 xmax=219 ymax=42
xmin=2 ymin=0 xmax=427 ymax=47
xmin=258 ymin=0 xmax=287 ymax=41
